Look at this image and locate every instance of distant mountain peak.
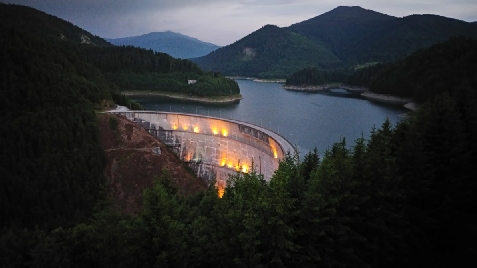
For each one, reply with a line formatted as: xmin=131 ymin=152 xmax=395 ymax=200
xmin=106 ymin=31 xmax=220 ymax=59
xmin=334 ymin=5 xmax=366 ymax=10
xmin=288 ymin=5 xmax=395 ymax=31
xmin=322 ymin=5 xmax=394 ymax=19
xmin=262 ymin=24 xmax=279 ymax=28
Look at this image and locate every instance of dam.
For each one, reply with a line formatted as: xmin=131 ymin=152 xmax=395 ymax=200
xmin=110 ymin=111 xmax=296 ymax=192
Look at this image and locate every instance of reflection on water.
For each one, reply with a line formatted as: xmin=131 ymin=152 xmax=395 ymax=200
xmin=132 ymin=80 xmax=408 ymax=155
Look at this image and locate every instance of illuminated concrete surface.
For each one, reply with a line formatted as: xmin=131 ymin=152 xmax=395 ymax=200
xmin=110 ymin=111 xmax=297 ymax=187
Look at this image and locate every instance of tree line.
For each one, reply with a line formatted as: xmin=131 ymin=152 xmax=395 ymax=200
xmin=2 ymin=85 xmax=477 ymax=266
xmin=287 ymin=37 xmax=477 ymax=105
xmin=285 ymin=67 xmax=350 ymax=86
xmin=0 ymin=24 xmax=110 ymax=230
xmin=82 ymin=45 xmax=240 ymax=97
xmin=1 ymin=2 xmax=239 ymax=234
xmin=1 ymin=4 xmax=476 ymax=267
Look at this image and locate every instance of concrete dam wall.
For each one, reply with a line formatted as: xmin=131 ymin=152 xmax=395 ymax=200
xmin=111 ymin=111 xmax=296 ymax=188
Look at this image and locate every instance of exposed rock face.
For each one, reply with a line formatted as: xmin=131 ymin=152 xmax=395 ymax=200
xmin=242 ymin=47 xmax=256 ymax=60
xmin=98 ymin=113 xmax=206 ymax=214
xmin=81 ymin=34 xmax=95 ymax=45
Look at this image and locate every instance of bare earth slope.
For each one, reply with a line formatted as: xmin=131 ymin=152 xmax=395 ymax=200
xmin=98 ymin=113 xmax=206 ymax=214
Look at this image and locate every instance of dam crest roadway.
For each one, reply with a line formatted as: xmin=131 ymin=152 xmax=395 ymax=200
xmin=109 ymin=111 xmax=297 ymax=188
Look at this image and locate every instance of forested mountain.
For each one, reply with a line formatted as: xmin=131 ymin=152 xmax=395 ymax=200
xmin=0 ymin=10 xmax=113 ymax=230
xmin=3 ymin=102 xmax=477 ymax=267
xmin=82 ymin=45 xmax=240 ymax=97
xmin=107 ymin=31 xmax=220 ymax=59
xmin=289 ymin=6 xmax=477 ymax=63
xmin=287 ymin=6 xmax=395 ymax=63
xmin=285 ymin=67 xmax=350 ymax=86
xmin=362 ymin=37 xmax=477 ymax=102
xmin=2 ymin=3 xmax=477 ymax=268
xmin=360 ymin=14 xmax=477 ymax=63
xmin=0 ymin=4 xmax=239 ymax=99
xmin=196 ymin=6 xmax=477 ymax=78
xmin=194 ymin=24 xmax=340 ymax=78
xmin=0 ymin=2 xmax=235 ymax=232
xmin=0 ymin=3 xmax=110 ymax=46
xmin=343 ymin=63 xmax=389 ymax=87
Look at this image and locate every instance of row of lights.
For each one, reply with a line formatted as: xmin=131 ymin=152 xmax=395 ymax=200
xmin=219 ymin=158 xmax=249 ymax=173
xmin=171 ymin=123 xmax=229 ymax=137
xmin=171 ymin=122 xmax=278 ymax=160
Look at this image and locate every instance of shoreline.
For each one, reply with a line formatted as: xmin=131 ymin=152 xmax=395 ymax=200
xmin=227 ymin=76 xmax=286 ymax=83
xmin=283 ymin=83 xmax=367 ymax=93
xmin=282 ymin=84 xmax=342 ymax=91
xmin=253 ymin=78 xmax=286 ymax=83
xmin=122 ymin=91 xmax=243 ymax=103
xmin=361 ymin=91 xmax=418 ymax=111
xmin=360 ymin=91 xmax=412 ymax=105
xmin=283 ymin=83 xmax=418 ymax=111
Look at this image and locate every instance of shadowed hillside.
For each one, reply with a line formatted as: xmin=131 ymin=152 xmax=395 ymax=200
xmin=368 ymin=37 xmax=477 ymax=102
xmin=0 ymin=3 xmax=213 ymax=231
xmin=287 ymin=6 xmax=395 ymax=62
xmin=290 ymin=6 xmax=477 ymax=63
xmin=194 ymin=24 xmax=340 ymax=78
xmin=98 ymin=113 xmax=206 ymax=214
xmin=1 ymin=4 xmax=477 ymax=268
xmin=0 ymin=3 xmax=110 ymax=46
xmin=196 ymin=6 xmax=477 ymax=78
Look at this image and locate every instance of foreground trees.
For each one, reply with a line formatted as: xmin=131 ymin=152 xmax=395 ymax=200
xmin=3 ymin=88 xmax=476 ymax=267
xmin=4 ymin=4 xmax=475 ymax=267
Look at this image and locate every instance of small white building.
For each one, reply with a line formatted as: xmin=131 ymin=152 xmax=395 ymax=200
xmin=188 ymin=80 xmax=197 ymax=85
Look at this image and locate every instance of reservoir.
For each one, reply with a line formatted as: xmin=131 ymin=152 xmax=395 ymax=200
xmin=132 ymin=79 xmax=408 ymax=156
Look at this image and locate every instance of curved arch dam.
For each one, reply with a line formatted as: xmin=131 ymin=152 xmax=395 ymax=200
xmin=110 ymin=111 xmax=297 ymax=193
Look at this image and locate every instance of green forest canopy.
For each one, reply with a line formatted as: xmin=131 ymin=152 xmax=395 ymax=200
xmin=196 ymin=6 xmax=477 ymax=79
xmin=3 ymin=92 xmax=477 ymax=267
xmin=0 ymin=2 xmax=238 ymax=232
xmin=1 ymin=3 xmax=477 ymax=268
xmin=82 ymin=45 xmax=240 ymax=97
xmin=287 ymin=37 xmax=477 ymax=105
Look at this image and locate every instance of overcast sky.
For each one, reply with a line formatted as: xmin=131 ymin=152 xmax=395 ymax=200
xmin=3 ymin=0 xmax=477 ymax=46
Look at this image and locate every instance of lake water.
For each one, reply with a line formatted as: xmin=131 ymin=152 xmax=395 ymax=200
xmin=131 ymin=79 xmax=408 ymax=156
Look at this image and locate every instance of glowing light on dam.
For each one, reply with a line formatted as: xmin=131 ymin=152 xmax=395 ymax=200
xmin=110 ymin=111 xmax=296 ymax=197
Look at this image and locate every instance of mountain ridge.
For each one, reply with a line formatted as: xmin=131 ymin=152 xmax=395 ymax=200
xmin=107 ymin=31 xmax=220 ymax=59
xmin=193 ymin=24 xmax=340 ymax=78
xmin=195 ymin=6 xmax=477 ymax=78
xmin=0 ymin=3 xmax=111 ymax=47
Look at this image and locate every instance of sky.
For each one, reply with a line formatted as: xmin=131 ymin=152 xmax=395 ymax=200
xmin=3 ymin=0 xmax=477 ymax=46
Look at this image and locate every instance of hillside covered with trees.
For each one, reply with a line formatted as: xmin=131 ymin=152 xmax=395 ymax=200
xmin=1 ymin=4 xmax=239 ymax=100
xmin=0 ymin=10 xmax=113 ymax=230
xmin=368 ymin=37 xmax=477 ymax=102
xmin=288 ymin=7 xmax=477 ymax=64
xmin=0 ymin=2 xmax=234 ymax=234
xmin=3 ymin=97 xmax=477 ymax=267
xmin=194 ymin=24 xmax=341 ymax=79
xmin=344 ymin=37 xmax=477 ymax=103
xmin=196 ymin=6 xmax=477 ymax=79
xmin=1 ymin=3 xmax=477 ymax=268
xmin=285 ymin=67 xmax=350 ymax=86
xmin=82 ymin=45 xmax=239 ymax=98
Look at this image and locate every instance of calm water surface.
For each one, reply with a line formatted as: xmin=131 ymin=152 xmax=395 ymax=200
xmin=132 ymin=80 xmax=408 ymax=156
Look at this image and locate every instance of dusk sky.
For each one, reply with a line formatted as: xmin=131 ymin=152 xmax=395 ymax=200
xmin=3 ymin=0 xmax=477 ymax=46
